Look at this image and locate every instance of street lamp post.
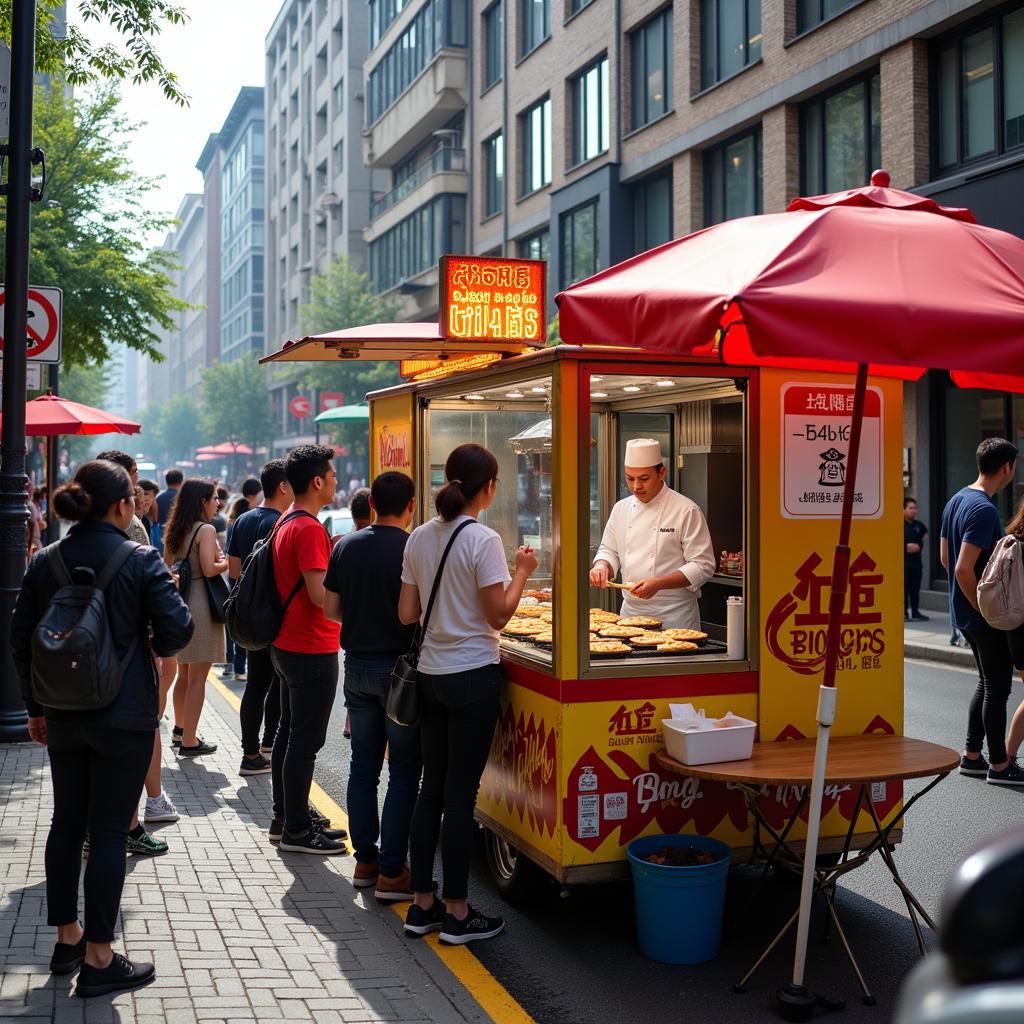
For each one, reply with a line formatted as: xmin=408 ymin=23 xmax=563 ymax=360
xmin=0 ymin=0 xmax=38 ymax=742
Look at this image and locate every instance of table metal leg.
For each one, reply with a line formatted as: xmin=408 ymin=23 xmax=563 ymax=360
xmin=823 ymin=888 xmax=876 ymax=1006
xmin=735 ymin=906 xmax=802 ymax=993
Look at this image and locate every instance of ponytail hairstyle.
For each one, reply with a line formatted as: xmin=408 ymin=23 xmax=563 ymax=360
xmin=52 ymin=460 xmax=134 ymax=523
xmin=435 ymin=444 xmax=499 ymax=522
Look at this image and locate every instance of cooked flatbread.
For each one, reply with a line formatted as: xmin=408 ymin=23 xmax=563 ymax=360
xmin=598 ymin=625 xmax=647 ymax=638
xmin=661 ymin=628 xmax=708 ymax=641
xmin=538 ymin=610 xmax=553 ymax=623
xmin=502 ymin=619 xmax=549 ymax=636
xmin=515 ymin=605 xmax=546 ymax=618
xmin=532 ymin=631 xmax=553 ymax=645
xmin=589 ymin=609 xmax=621 ymax=622
xmin=656 ymin=640 xmax=699 ymax=652
xmin=590 ymin=640 xmax=631 ymax=654
xmin=617 ymin=616 xmax=663 ymax=628
xmin=629 ymin=632 xmax=670 ymax=647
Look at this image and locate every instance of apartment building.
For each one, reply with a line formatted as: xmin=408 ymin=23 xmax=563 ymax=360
xmin=264 ymin=0 xmax=381 ymax=452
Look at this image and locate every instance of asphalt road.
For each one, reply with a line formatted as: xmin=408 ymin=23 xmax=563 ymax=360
xmin=217 ymin=659 xmax=1024 ymax=1023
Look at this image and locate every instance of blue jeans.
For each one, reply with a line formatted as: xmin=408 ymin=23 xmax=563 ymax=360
xmin=345 ymin=658 xmax=422 ymax=875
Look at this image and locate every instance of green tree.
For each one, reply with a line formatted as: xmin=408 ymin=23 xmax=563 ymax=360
xmin=200 ymin=356 xmax=275 ymax=454
xmin=0 ymin=85 xmax=187 ymax=367
xmin=141 ymin=393 xmax=204 ymax=465
xmin=0 ymin=1 xmax=189 ymax=104
xmin=290 ymin=256 xmax=404 ymax=400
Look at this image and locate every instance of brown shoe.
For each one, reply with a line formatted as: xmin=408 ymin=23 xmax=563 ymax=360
xmin=375 ymin=866 xmax=414 ymax=902
xmin=353 ymin=860 xmax=379 ymax=889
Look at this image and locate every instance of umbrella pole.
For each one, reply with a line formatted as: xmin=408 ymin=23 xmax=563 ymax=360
xmin=779 ymin=362 xmax=869 ymax=1019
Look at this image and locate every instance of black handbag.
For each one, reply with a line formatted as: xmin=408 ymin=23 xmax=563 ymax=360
xmin=387 ymin=519 xmax=474 ymax=727
xmin=170 ymin=524 xmax=202 ymax=603
xmin=204 ymin=573 xmax=230 ymax=624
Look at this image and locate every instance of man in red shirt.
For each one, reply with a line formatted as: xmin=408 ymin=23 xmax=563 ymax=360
xmin=269 ymin=445 xmax=348 ymax=854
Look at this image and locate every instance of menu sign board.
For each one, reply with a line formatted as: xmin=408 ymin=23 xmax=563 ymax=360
xmin=399 ymin=352 xmax=503 ymax=381
xmin=440 ymin=255 xmax=546 ymax=344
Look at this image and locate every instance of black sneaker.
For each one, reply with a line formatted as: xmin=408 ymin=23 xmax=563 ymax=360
xmin=75 ymin=953 xmax=155 ymax=998
xmin=309 ymin=807 xmax=348 ymax=841
xmin=278 ymin=826 xmax=348 ymax=855
xmin=171 ymin=726 xmax=183 ymax=749
xmin=439 ymin=905 xmax=505 ymax=945
xmin=268 ymin=816 xmax=284 ymax=843
xmin=959 ymin=753 xmax=990 ymax=777
xmin=911 ymin=613 xmax=930 ymax=621
xmin=178 ymin=740 xmax=217 ymax=757
xmin=239 ymin=754 xmax=271 ymax=776
xmin=988 ymin=760 xmax=1024 ymax=787
xmin=50 ymin=936 xmax=86 ymax=974
xmin=404 ymin=897 xmax=446 ymax=935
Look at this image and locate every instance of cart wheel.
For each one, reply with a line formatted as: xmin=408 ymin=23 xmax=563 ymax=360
xmin=484 ymin=829 xmax=547 ymax=905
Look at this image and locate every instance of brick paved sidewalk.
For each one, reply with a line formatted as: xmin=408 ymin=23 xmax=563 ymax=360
xmin=0 ymin=699 xmax=480 ymax=1024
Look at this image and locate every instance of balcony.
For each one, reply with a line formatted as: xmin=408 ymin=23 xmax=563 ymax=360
xmin=363 ymin=49 xmax=467 ymax=169
xmin=369 ymin=147 xmax=465 ymax=223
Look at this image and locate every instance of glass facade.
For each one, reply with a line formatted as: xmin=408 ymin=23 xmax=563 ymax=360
xmin=801 ymin=72 xmax=880 ymax=194
xmin=935 ymin=5 xmax=1024 ymax=171
xmin=483 ymin=1 xmax=503 ymax=88
xmin=521 ymin=0 xmax=549 ymax=55
xmin=367 ymin=0 xmax=468 ymax=124
xmin=572 ymin=57 xmax=609 ymax=165
xmin=518 ymin=229 xmax=549 ymax=262
xmin=370 ymin=0 xmax=410 ymax=47
xmin=369 ymin=194 xmax=466 ymax=292
xmin=522 ymin=96 xmax=552 ymax=194
xmin=220 ymin=116 xmax=265 ymax=363
xmin=630 ymin=9 xmax=673 ymax=131
xmin=561 ymin=200 xmax=599 ymax=288
xmin=705 ymin=128 xmax=762 ymax=225
xmin=633 ymin=171 xmax=673 ymax=253
xmin=700 ymin=0 xmax=762 ymax=90
xmin=796 ymin=0 xmax=858 ymax=35
xmin=484 ymin=132 xmax=504 ymax=216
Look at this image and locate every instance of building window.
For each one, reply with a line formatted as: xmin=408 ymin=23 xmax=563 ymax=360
xmin=521 ymin=0 xmax=549 ymax=56
xmin=801 ymin=71 xmax=880 ymax=194
xmin=484 ymin=132 xmax=504 ymax=216
xmin=700 ymin=0 xmax=761 ymax=90
xmin=633 ymin=171 xmax=672 ymax=253
xmin=705 ymin=129 xmax=761 ymax=225
xmin=370 ymin=0 xmax=410 ymax=47
xmin=521 ymin=96 xmax=552 ymax=194
xmin=483 ymin=2 xmax=502 ymax=87
xmin=518 ymin=229 xmax=549 ymax=262
xmin=561 ymin=199 xmax=599 ymax=288
xmin=935 ymin=6 xmax=1024 ymax=172
xmin=572 ymin=57 xmax=609 ymax=166
xmin=369 ymin=194 xmax=467 ymax=292
xmin=630 ymin=8 xmax=673 ymax=131
xmin=571 ymin=0 xmax=593 ymax=14
xmin=333 ymin=78 xmax=345 ymax=114
xmin=796 ymin=0 xmax=857 ymax=36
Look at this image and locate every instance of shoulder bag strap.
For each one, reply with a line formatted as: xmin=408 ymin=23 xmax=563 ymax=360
xmin=183 ymin=522 xmax=204 ymax=562
xmin=44 ymin=542 xmax=73 ymax=588
xmin=96 ymin=540 xmax=140 ymax=590
xmin=271 ymin=509 xmax=320 ymax=614
xmin=413 ymin=519 xmax=475 ymax=655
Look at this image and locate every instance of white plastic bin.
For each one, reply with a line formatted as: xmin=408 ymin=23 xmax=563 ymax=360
xmin=661 ymin=716 xmax=756 ymax=766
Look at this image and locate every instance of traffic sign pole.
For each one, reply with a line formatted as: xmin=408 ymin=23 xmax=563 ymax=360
xmin=0 ymin=0 xmax=36 ymax=742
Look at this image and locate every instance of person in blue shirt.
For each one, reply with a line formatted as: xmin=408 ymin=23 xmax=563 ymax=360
xmin=941 ymin=437 xmax=1021 ymax=786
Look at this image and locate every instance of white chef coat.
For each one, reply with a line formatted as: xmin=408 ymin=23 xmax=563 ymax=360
xmin=594 ymin=484 xmax=716 ymax=630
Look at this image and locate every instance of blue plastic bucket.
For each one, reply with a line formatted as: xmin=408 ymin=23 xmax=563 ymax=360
xmin=626 ymin=833 xmax=732 ymax=965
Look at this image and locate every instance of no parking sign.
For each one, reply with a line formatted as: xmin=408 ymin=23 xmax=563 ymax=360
xmin=0 ymin=286 xmax=62 ymax=363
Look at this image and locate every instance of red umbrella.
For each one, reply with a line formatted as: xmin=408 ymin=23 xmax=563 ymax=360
xmin=196 ymin=441 xmax=254 ymax=455
xmin=12 ymin=393 xmax=142 ymax=436
xmin=557 ymin=170 xmax=1024 ymax=1010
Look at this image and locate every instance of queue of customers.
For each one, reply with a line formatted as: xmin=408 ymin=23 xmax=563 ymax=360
xmin=14 ymin=440 xmax=535 ymax=997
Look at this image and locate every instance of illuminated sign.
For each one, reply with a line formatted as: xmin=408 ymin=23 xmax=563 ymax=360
xmin=400 ymin=352 xmax=503 ymax=381
xmin=440 ymin=255 xmax=546 ymax=344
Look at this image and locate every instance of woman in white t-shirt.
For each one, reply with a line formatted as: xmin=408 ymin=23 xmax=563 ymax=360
xmin=398 ymin=443 xmax=537 ymax=945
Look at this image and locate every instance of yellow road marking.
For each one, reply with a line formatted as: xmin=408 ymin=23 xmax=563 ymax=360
xmin=207 ymin=673 xmax=536 ymax=1024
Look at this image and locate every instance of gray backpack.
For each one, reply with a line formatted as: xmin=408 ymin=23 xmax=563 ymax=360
xmin=977 ymin=535 xmax=1024 ymax=631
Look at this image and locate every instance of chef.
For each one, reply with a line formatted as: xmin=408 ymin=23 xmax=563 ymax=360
xmin=590 ymin=438 xmax=716 ymax=630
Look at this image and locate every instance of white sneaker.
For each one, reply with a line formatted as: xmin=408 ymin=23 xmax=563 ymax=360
xmin=144 ymin=792 xmax=180 ymax=823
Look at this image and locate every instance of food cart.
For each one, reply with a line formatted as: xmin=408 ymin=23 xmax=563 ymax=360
xmin=265 ymin=256 xmax=906 ymax=900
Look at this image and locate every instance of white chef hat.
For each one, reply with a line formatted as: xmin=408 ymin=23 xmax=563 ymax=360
xmin=624 ymin=438 xmax=663 ymax=467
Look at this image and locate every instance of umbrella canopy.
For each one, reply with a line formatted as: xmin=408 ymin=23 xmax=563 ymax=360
xmin=9 ymin=393 xmax=142 ymax=437
xmin=315 ymin=404 xmax=370 ymax=424
xmin=557 ymin=171 xmax=1024 ymax=388
xmin=196 ymin=441 xmax=254 ymax=455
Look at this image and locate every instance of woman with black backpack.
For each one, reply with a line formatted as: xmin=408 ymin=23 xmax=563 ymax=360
xmin=11 ymin=460 xmax=193 ymax=996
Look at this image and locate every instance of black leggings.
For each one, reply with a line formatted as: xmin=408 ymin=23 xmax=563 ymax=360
xmin=239 ymin=646 xmax=281 ymax=756
xmin=409 ymin=664 xmax=501 ymax=901
xmin=45 ymin=720 xmax=153 ymax=943
xmin=964 ymin=627 xmax=1015 ymax=764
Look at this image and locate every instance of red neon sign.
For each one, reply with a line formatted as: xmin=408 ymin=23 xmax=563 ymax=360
xmin=440 ymin=255 xmax=546 ymax=344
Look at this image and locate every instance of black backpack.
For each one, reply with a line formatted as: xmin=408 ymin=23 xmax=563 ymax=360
xmin=30 ymin=540 xmax=140 ymax=711
xmin=225 ymin=510 xmax=313 ymax=652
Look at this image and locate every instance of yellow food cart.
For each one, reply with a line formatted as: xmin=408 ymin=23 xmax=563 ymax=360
xmin=265 ymin=256 xmax=905 ymax=901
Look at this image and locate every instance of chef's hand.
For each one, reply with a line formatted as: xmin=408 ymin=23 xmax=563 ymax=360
xmin=589 ymin=562 xmax=611 ymax=588
xmin=27 ymin=715 xmax=47 ymax=746
xmin=906 ymin=543 xmax=921 ymax=555
xmin=515 ymin=546 xmax=539 ymax=577
xmin=630 ymin=578 xmax=662 ymax=600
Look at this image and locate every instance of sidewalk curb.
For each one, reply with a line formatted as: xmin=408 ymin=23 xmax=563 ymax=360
xmin=905 ymin=642 xmax=975 ymax=669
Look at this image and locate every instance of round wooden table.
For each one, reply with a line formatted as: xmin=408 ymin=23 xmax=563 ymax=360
xmin=654 ymin=734 xmax=960 ymax=1004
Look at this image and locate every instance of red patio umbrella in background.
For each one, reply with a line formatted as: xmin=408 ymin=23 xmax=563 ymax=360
xmin=196 ymin=441 xmax=255 ymax=455
xmin=557 ymin=170 xmax=1024 ymax=1014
